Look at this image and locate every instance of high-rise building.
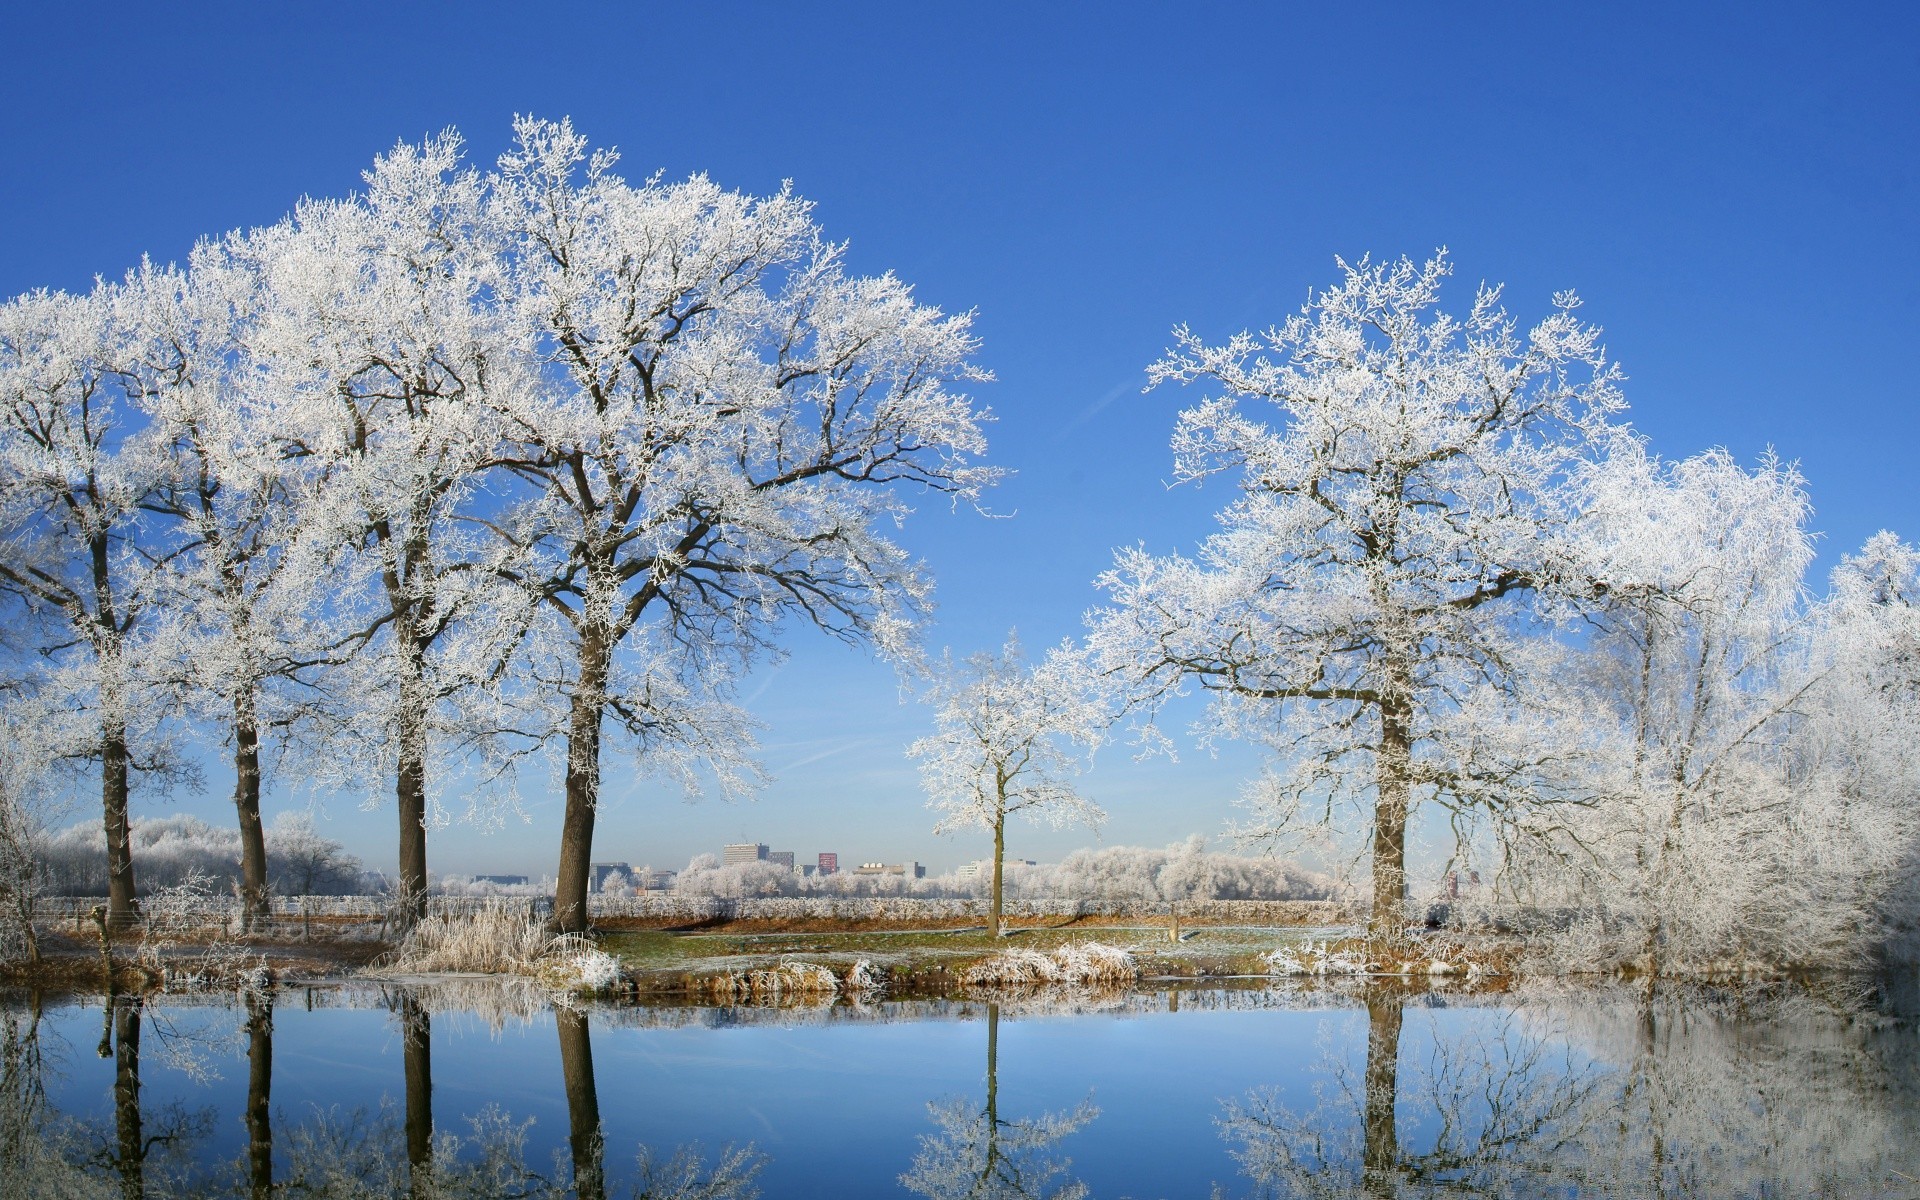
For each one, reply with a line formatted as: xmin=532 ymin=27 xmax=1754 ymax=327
xmin=589 ymin=862 xmax=632 ymax=892
xmin=768 ymin=850 xmax=795 ymax=870
xmin=818 ymin=852 xmax=838 ymax=876
xmin=723 ymin=843 xmax=769 ymax=865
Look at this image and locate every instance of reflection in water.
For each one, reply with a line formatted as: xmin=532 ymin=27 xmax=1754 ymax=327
xmin=2 ymin=980 xmax=1918 ymax=1197
xmin=1220 ymin=982 xmax=1920 ymax=1198
xmin=901 ymin=1002 xmax=1098 ymax=1200
xmin=1220 ymin=984 xmax=1601 ymax=1199
xmin=557 ymin=1005 xmax=604 ymax=1200
xmin=289 ymin=992 xmax=763 ymax=1200
xmin=0 ymin=995 xmax=96 ymax=1196
xmin=112 ymin=996 xmax=143 ymax=1200
xmin=243 ymin=991 xmax=270 ymax=1200
xmin=395 ymin=991 xmax=432 ymax=1199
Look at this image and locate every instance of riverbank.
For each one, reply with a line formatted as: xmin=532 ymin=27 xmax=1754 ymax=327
xmin=0 ymin=909 xmax=1532 ymax=1001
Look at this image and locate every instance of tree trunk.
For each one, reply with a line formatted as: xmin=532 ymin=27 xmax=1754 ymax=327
xmin=990 ymin=807 xmax=1006 ymax=939
xmin=102 ymin=722 xmax=138 ymax=933
xmin=394 ymin=634 xmax=430 ymax=931
xmin=380 ymin=518 xmax=435 ymax=933
xmin=1361 ymin=988 xmax=1402 ymax=1198
xmin=399 ymin=993 xmax=432 ymax=1200
xmin=232 ymin=686 xmax=269 ymax=934
xmin=1369 ymin=695 xmax=1413 ymax=946
xmin=244 ymin=991 xmax=272 ymax=1200
xmin=557 ymin=1005 xmax=605 ymax=1200
xmin=549 ymin=625 xmax=609 ymax=936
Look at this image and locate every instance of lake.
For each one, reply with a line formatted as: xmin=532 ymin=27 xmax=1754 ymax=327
xmin=4 ymin=973 xmax=1917 ymax=1197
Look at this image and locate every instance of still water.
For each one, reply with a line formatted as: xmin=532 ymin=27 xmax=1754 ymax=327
xmin=3 ymin=975 xmax=1917 ymax=1198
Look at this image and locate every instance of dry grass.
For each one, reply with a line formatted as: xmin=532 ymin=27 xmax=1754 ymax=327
xmin=374 ymin=902 xmax=624 ymax=995
xmin=961 ymin=940 xmax=1138 ymax=988
xmin=379 ymin=903 xmax=552 ymax=974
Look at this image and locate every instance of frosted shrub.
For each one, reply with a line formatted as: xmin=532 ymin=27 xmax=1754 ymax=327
xmin=534 ymin=936 xmax=623 ymax=996
xmin=846 ymin=959 xmax=886 ymax=994
xmin=963 ymin=941 xmax=1137 ymax=988
xmin=709 ymin=960 xmax=843 ymax=1002
xmin=1266 ymin=939 xmax=1372 ymax=977
xmin=137 ymin=869 xmax=271 ymax=987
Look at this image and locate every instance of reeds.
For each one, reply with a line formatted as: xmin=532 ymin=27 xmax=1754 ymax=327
xmin=375 ymin=901 xmax=623 ymax=995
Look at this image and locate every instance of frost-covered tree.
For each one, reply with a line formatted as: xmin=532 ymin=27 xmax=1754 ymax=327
xmin=483 ymin=118 xmax=994 ymax=933
xmin=910 ymin=634 xmax=1106 ymax=936
xmin=1803 ymin=532 xmax=1920 ymax=962
xmin=1087 ymin=253 xmax=1623 ymax=944
xmin=1500 ymin=442 xmax=1920 ymax=975
xmin=127 ymin=254 xmax=352 ymax=931
xmin=1518 ymin=445 xmax=1819 ymax=973
xmin=0 ymin=284 xmax=184 ymax=930
xmin=244 ymin=133 xmax=535 ymax=927
xmin=0 ymin=685 xmax=58 ymax=964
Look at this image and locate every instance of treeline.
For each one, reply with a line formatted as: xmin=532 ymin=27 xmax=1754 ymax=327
xmin=668 ymin=840 xmax=1332 ymax=902
xmin=33 ymin=815 xmax=371 ymax=897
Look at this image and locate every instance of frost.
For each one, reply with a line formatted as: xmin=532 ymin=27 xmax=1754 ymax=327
xmin=962 ymin=941 xmax=1137 ymax=988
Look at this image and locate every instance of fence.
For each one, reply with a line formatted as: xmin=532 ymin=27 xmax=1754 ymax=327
xmin=38 ymin=894 xmax=1355 ymax=928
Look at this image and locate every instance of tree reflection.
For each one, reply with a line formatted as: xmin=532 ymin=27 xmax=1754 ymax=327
xmin=242 ymin=991 xmax=271 ymax=1200
xmin=0 ymin=994 xmax=94 ymax=1196
xmin=1220 ymin=981 xmax=1920 ymax=1198
xmin=396 ymin=991 xmax=433 ymax=1199
xmin=901 ymin=1002 xmax=1098 ymax=1200
xmin=557 ymin=1004 xmax=604 ymax=1200
xmin=79 ymin=995 xmax=216 ymax=1200
xmin=266 ymin=990 xmax=768 ymax=1199
xmin=1219 ymin=984 xmax=1601 ymax=1198
xmin=1563 ymin=984 xmax=1920 ymax=1198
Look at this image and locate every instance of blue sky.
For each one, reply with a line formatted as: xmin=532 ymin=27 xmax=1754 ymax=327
xmin=5 ymin=3 xmax=1915 ymax=877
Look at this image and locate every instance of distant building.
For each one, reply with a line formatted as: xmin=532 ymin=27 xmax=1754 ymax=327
xmin=589 ymin=862 xmax=632 ymax=892
xmin=640 ymin=868 xmax=676 ymax=891
xmin=956 ymin=858 xmax=1035 ymax=883
xmin=851 ymin=861 xmax=926 ymax=879
xmin=475 ymin=874 xmax=529 ymax=887
xmin=800 ymin=864 xmax=817 ymax=878
xmin=817 ymin=852 xmax=839 ymax=876
xmin=768 ymin=850 xmax=795 ymax=870
xmin=723 ymin=843 xmax=769 ymax=865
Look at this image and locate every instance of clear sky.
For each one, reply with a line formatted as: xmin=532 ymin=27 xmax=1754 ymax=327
xmin=4 ymin=2 xmax=1915 ymax=878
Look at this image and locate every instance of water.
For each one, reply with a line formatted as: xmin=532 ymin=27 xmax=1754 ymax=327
xmin=4 ymin=975 xmax=1917 ymax=1198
